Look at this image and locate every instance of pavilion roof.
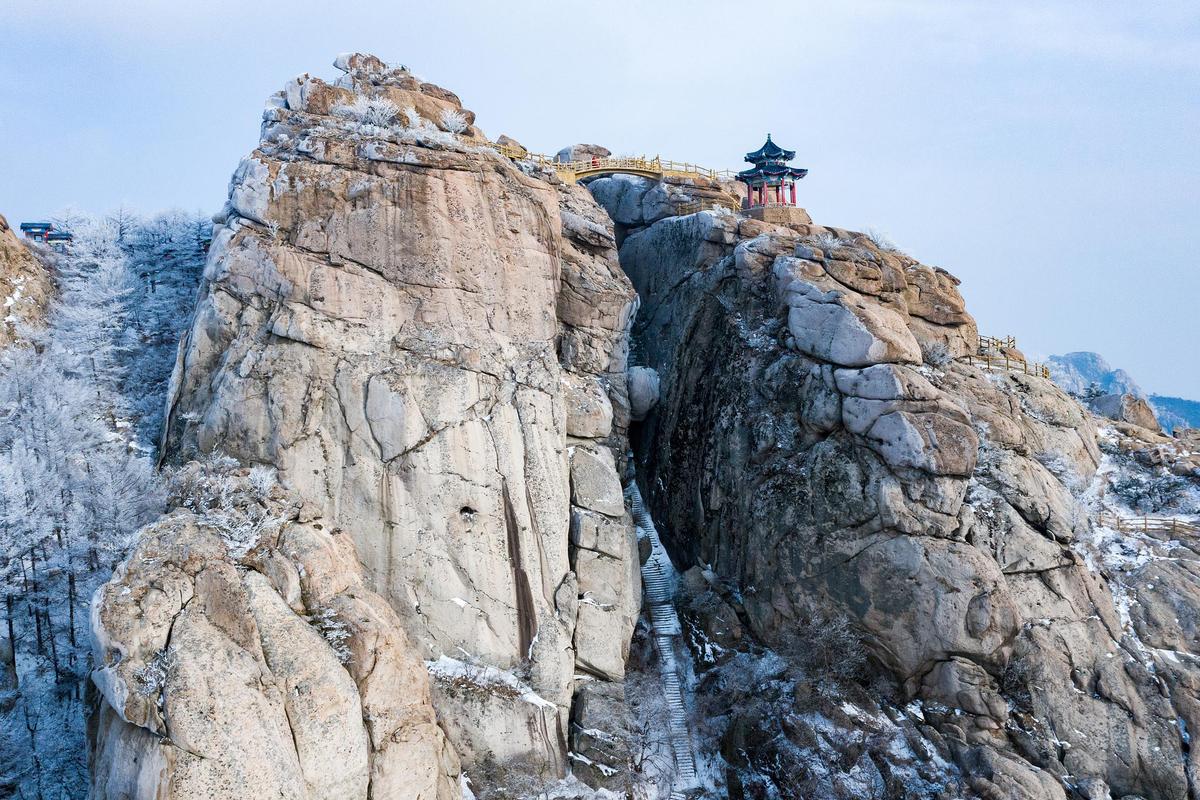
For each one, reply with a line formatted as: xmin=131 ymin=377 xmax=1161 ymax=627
xmin=744 ymin=134 xmax=795 ymax=164
xmin=737 ymin=163 xmax=808 ymax=181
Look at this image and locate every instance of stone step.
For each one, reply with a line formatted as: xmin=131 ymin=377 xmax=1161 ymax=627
xmin=626 ymin=480 xmax=699 ymax=795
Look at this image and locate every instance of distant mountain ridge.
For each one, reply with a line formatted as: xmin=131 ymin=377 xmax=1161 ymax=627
xmin=1151 ymin=394 xmax=1200 ymax=433
xmin=1047 ymin=351 xmax=1145 ymax=398
xmin=1047 ymin=350 xmax=1198 ymax=433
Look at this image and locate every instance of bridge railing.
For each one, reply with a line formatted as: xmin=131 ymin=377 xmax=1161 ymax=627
xmin=487 ymin=141 xmax=735 ymax=183
xmin=1099 ymin=512 xmax=1200 ymax=536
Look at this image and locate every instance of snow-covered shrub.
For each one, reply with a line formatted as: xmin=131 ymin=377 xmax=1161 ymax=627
xmin=813 ymin=231 xmax=845 ymax=252
xmin=168 ymin=453 xmax=286 ymax=557
xmin=133 ymin=649 xmax=173 ymax=699
xmin=307 ymin=607 xmax=352 ymax=665
xmin=775 ymin=597 xmax=867 ymax=685
xmin=999 ymin=652 xmax=1033 ymax=713
xmin=332 ymin=95 xmax=400 ymax=127
xmin=439 ymin=107 xmax=468 ymax=134
xmin=1110 ymin=470 xmax=1192 ymax=514
xmin=922 ymin=341 xmax=954 ymax=367
xmin=622 ymin=668 xmax=676 ymax=797
xmin=865 ymin=228 xmax=900 ymax=252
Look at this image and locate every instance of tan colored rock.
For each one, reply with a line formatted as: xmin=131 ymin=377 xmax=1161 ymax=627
xmin=114 ymin=53 xmax=642 ymax=789
xmin=570 ymin=446 xmax=626 ymax=518
xmin=563 ymin=373 xmax=613 ymax=439
xmin=1090 ymin=392 xmax=1161 ymax=432
xmin=89 ymin=474 xmax=460 ymax=800
xmin=570 ymin=509 xmax=640 ymax=680
xmin=0 ymin=213 xmax=52 ymax=347
xmin=782 ymin=280 xmax=922 ymax=367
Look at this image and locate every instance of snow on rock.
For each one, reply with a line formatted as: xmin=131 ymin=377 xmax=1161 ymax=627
xmin=590 ymin=179 xmax=1194 ymax=797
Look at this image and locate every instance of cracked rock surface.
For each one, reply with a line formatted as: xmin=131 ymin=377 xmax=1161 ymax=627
xmin=599 ymin=203 xmax=1195 ymax=799
xmin=91 ymin=54 xmax=641 ymax=797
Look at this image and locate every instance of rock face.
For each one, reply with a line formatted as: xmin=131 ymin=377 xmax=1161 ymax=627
xmin=0 ymin=213 xmax=52 ymax=347
xmin=89 ymin=463 xmax=460 ymax=800
xmin=585 ymin=173 xmax=742 ymax=241
xmin=595 ymin=202 xmax=1193 ymax=798
xmin=92 ymin=54 xmax=642 ymax=795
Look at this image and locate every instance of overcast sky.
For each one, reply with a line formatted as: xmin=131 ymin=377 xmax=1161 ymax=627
xmin=2 ymin=1 xmax=1197 ymax=397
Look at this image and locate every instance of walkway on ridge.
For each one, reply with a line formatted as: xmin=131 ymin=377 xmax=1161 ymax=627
xmin=626 ymin=480 xmax=699 ymax=799
xmin=491 ymin=141 xmax=735 ymax=186
xmin=960 ymin=334 xmax=1052 ymax=379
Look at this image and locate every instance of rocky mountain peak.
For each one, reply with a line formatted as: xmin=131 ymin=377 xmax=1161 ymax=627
xmin=82 ymin=54 xmax=1200 ymax=800
xmin=90 ymin=54 xmax=641 ymax=798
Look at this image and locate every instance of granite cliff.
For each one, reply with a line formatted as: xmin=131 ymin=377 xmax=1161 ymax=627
xmin=87 ymin=54 xmax=1200 ymax=800
xmin=90 ymin=54 xmax=639 ymax=798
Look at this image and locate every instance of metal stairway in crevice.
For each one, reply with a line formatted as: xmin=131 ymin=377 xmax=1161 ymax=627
xmin=626 ymin=481 xmax=698 ymax=799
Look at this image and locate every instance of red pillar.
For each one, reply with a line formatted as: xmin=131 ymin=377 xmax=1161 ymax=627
xmin=775 ymin=184 xmax=781 ymax=204
xmin=790 ymin=181 xmax=796 ymax=205
xmin=746 ymin=183 xmax=753 ymax=207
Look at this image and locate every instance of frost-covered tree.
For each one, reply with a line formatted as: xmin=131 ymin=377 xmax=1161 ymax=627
xmin=0 ymin=207 xmax=204 ymax=798
xmin=121 ymin=210 xmax=209 ymax=441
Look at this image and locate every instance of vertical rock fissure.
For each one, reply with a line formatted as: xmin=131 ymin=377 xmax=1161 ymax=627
xmin=502 ymin=480 xmax=537 ymax=660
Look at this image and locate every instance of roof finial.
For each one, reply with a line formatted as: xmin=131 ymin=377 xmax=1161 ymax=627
xmin=766 ymin=133 xmax=772 ymax=141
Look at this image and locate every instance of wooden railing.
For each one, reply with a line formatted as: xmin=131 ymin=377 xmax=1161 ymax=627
xmin=962 ymin=334 xmax=1050 ymax=378
xmin=1099 ymin=512 xmax=1200 ymax=536
xmin=978 ymin=335 xmax=1017 ymax=352
xmin=961 ymin=353 xmax=1051 ymax=379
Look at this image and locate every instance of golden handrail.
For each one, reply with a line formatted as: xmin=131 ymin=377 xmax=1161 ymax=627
xmin=676 ymin=197 xmax=742 ymax=215
xmin=489 ymin=142 xmax=734 ymax=183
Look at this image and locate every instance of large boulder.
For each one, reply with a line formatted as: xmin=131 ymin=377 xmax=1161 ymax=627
xmin=627 ymin=365 xmax=660 ymax=421
xmin=89 ymin=466 xmax=460 ymax=800
xmin=1090 ymin=392 xmax=1161 ymax=432
xmin=555 ymin=143 xmax=611 ymax=163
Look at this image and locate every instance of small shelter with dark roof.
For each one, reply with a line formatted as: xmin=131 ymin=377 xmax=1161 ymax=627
xmin=737 ymin=134 xmax=808 ymax=210
xmin=45 ymin=231 xmax=73 ymax=252
xmin=19 ymin=222 xmax=53 ymax=241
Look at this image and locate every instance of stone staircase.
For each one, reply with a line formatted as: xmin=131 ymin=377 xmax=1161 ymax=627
xmin=626 ymin=481 xmax=698 ymax=798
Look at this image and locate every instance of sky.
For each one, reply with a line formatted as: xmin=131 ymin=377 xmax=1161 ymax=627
xmin=2 ymin=0 xmax=1197 ymax=397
